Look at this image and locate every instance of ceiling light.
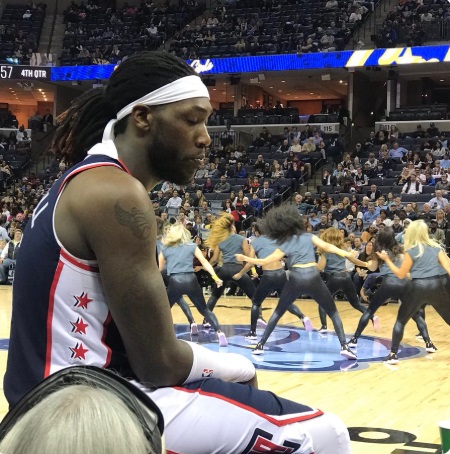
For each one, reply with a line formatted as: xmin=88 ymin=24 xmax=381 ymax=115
xmin=212 ymin=88 xmax=216 ymax=91
xmin=281 ymin=80 xmax=285 ymax=83
xmin=269 ymin=86 xmax=273 ymax=88
xmin=339 ymin=80 xmax=343 ymax=83
xmin=310 ymin=92 xmax=314 ymax=95
xmin=440 ymin=79 xmax=445 ymax=82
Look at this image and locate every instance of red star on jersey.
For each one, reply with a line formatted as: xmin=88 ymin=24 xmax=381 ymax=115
xmin=73 ymin=292 xmax=93 ymax=310
xmin=70 ymin=317 xmax=88 ymax=335
xmin=69 ymin=342 xmax=89 ymax=360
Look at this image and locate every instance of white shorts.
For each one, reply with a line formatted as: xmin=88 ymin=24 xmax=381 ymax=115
xmin=131 ymin=378 xmax=351 ymax=454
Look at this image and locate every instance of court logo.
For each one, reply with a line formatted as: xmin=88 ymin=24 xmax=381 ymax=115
xmin=175 ymin=325 xmax=426 ymax=373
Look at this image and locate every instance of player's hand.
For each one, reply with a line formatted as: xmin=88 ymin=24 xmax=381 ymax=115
xmin=232 ymin=273 xmax=242 ymax=280
xmin=216 ymin=279 xmax=223 ymax=288
xmin=235 ymin=253 xmax=246 ymax=262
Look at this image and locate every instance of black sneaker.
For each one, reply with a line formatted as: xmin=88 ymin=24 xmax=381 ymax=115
xmin=415 ymin=333 xmax=424 ymax=341
xmin=252 ymin=342 xmax=264 ymax=355
xmin=202 ymin=318 xmax=211 ymax=329
xmin=348 ymin=337 xmax=358 ymax=348
xmin=426 ymin=341 xmax=438 ymax=353
xmin=318 ymin=325 xmax=327 ymax=333
xmin=244 ymin=331 xmax=257 ymax=341
xmin=384 ymin=352 xmax=399 ymax=365
xmin=340 ymin=344 xmax=357 ymax=360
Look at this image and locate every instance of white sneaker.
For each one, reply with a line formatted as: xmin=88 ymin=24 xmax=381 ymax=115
xmin=257 ymin=318 xmax=267 ymax=328
xmin=372 ymin=315 xmax=381 ymax=331
xmin=218 ymin=332 xmax=228 ymax=347
xmin=190 ymin=323 xmax=198 ymax=335
xmin=302 ymin=316 xmax=313 ymax=332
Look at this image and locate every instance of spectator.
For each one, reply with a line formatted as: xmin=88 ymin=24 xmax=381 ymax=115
xmin=402 ymin=175 xmax=423 ymax=194
xmin=427 ymin=122 xmax=440 ymax=138
xmin=429 ymin=189 xmax=449 ymax=209
xmin=322 ymin=169 xmax=337 ymax=186
xmin=249 ymin=192 xmax=263 ymax=216
xmin=28 ymin=111 xmax=43 ymax=131
xmin=362 ymin=202 xmax=379 ymax=223
xmin=214 ymin=175 xmax=231 ymax=193
xmin=294 ymin=193 xmax=314 ymax=215
xmin=367 ymin=184 xmax=381 ymax=201
xmin=389 ymin=141 xmax=408 ymax=162
xmin=314 ymin=214 xmax=331 ymax=231
xmin=0 ymin=228 xmax=21 ymax=284
xmin=435 ymin=173 xmax=450 ymax=192
xmin=257 ymin=180 xmax=274 ymax=203
xmin=42 ymin=109 xmax=54 ymax=130
xmin=166 ymin=190 xmax=182 ymax=210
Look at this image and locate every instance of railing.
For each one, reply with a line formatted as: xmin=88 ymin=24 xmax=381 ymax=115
xmin=375 ymin=20 xmax=450 ymax=46
xmin=350 ymin=0 xmax=391 ymax=48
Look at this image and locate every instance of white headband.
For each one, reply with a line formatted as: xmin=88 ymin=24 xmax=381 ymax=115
xmin=88 ymin=75 xmax=210 ymax=159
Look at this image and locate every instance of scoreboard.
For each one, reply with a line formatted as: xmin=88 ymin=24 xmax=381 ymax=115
xmin=0 ymin=65 xmax=50 ymax=81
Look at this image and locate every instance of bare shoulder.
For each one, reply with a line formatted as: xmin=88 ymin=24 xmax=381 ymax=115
xmin=56 ymin=166 xmax=154 ymax=259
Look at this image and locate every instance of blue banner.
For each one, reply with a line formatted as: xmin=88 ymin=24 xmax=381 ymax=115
xmin=50 ymin=45 xmax=450 ymax=81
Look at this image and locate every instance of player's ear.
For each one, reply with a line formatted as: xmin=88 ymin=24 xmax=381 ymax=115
xmin=131 ymin=105 xmax=154 ymax=134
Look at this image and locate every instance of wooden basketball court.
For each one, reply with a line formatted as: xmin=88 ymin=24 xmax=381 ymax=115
xmin=0 ymin=286 xmax=448 ymax=453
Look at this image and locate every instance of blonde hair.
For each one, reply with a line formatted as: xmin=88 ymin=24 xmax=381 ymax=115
xmin=161 ymin=222 xmax=192 ymax=247
xmin=320 ymin=227 xmax=344 ymax=249
xmin=404 ymin=219 xmax=441 ymax=258
xmin=0 ymin=385 xmax=156 ymax=454
xmin=205 ymin=213 xmax=234 ymax=249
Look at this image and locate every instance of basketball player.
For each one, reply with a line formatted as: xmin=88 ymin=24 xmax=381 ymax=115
xmin=236 ymin=205 xmax=359 ymax=360
xmin=377 ymin=220 xmax=450 ymax=364
xmin=4 ymin=53 xmax=351 ymax=453
xmin=232 ymin=222 xmax=314 ymax=340
xmin=158 ymin=222 xmax=228 ymax=346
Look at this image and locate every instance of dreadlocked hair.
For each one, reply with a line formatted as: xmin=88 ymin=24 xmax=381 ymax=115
xmin=261 ymin=205 xmax=305 ymax=244
xmin=51 ymin=51 xmax=197 ymax=165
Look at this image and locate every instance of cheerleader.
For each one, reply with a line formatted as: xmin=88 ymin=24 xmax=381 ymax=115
xmin=348 ymin=227 xmax=435 ymax=353
xmin=317 ymin=228 xmax=378 ymax=333
xmin=158 ymin=223 xmax=228 ymax=346
xmin=236 ymin=205 xmax=363 ymax=360
xmin=377 ymin=220 xmax=450 ymax=364
xmin=232 ymin=222 xmax=313 ymax=340
xmin=157 ymin=235 xmax=197 ymax=335
xmin=205 ymin=213 xmax=262 ymax=324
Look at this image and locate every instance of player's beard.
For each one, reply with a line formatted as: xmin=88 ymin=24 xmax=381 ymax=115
xmin=148 ymin=128 xmax=201 ymax=186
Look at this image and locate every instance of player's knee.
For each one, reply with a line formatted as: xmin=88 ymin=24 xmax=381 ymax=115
xmin=310 ymin=412 xmax=351 ymax=454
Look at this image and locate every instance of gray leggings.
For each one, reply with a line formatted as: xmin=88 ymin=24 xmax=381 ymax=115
xmin=250 ymin=268 xmax=306 ymax=332
xmin=167 ymin=273 xmax=221 ymax=332
xmin=207 ymin=263 xmax=256 ymax=312
xmin=390 ymin=276 xmax=450 ymax=353
xmin=353 ymin=276 xmax=430 ymax=342
xmin=320 ymin=271 xmax=368 ymax=327
xmin=259 ymin=267 xmax=347 ymax=347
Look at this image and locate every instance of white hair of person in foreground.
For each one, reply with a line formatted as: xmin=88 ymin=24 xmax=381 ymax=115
xmin=0 ymin=384 xmax=164 ymax=454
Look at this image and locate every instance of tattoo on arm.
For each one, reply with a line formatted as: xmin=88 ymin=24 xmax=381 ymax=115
xmin=114 ymin=202 xmax=153 ymax=241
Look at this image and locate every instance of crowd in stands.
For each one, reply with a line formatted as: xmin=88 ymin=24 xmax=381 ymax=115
xmin=0 ymin=2 xmax=47 ymax=65
xmin=169 ymin=0 xmax=371 ymax=59
xmin=376 ymin=0 xmax=450 ymax=47
xmin=60 ymin=0 xmax=204 ymax=65
xmin=297 ymin=123 xmax=450 ymax=267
